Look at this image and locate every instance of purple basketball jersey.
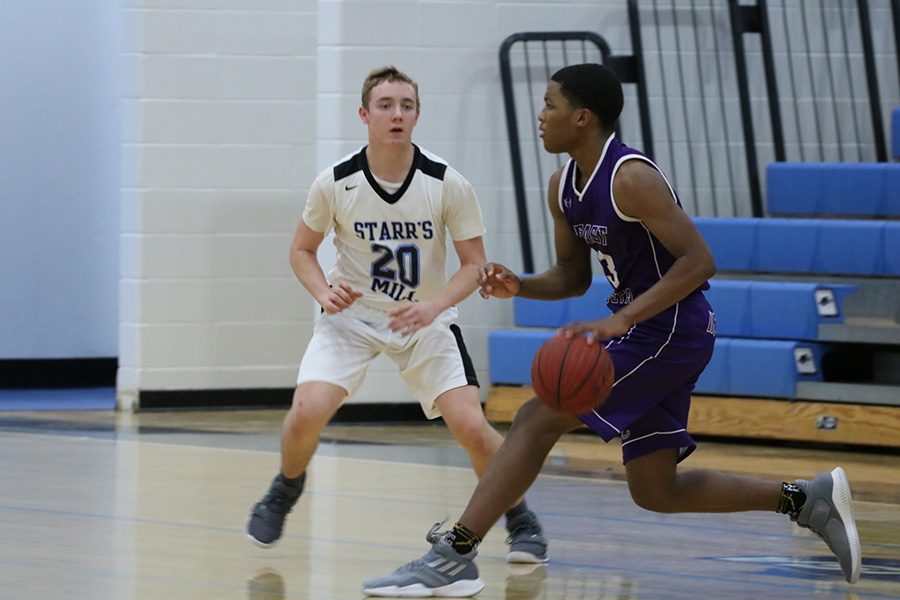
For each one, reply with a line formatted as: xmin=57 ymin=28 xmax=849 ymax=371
xmin=558 ymin=134 xmax=716 ymax=464
xmin=558 ymin=134 xmax=709 ymax=312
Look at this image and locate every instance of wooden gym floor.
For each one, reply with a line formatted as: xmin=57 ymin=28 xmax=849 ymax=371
xmin=0 ymin=407 xmax=898 ymax=599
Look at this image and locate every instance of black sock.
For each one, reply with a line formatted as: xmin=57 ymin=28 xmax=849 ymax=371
xmin=777 ymin=482 xmax=806 ymax=518
xmin=280 ymin=472 xmax=306 ymax=491
xmin=448 ymin=523 xmax=481 ymax=555
xmin=504 ymin=501 xmax=529 ymax=523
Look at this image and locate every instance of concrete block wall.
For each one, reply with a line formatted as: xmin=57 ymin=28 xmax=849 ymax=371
xmin=118 ymin=0 xmax=635 ymax=408
xmin=118 ymin=0 xmax=319 ymax=407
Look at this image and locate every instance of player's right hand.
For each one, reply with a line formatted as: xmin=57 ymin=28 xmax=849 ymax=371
xmin=319 ymin=281 xmax=362 ymax=314
xmin=479 ymin=262 xmax=521 ymax=299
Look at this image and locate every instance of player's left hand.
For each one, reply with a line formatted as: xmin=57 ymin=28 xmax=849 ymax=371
xmin=559 ymin=313 xmax=632 ymax=344
xmin=388 ymin=300 xmax=441 ymax=336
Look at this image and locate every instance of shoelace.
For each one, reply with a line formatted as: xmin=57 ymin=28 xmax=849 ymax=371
xmin=261 ymin=485 xmax=294 ymax=514
xmin=386 ymin=523 xmax=451 ymax=575
xmin=425 ymin=518 xmax=451 ymax=544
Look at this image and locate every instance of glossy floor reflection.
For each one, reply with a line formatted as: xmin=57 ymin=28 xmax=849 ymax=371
xmin=0 ymin=408 xmax=898 ymax=599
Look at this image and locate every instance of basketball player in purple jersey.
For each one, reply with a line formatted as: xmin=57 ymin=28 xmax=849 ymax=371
xmin=362 ymin=64 xmax=860 ymax=597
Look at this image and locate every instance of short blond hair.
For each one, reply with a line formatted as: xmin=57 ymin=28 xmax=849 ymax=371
xmin=361 ymin=66 xmax=420 ymax=109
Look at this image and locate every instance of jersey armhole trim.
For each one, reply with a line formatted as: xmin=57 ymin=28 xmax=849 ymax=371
xmin=557 ymin=160 xmax=571 ymax=213
xmin=610 ymin=155 xmax=679 ymax=223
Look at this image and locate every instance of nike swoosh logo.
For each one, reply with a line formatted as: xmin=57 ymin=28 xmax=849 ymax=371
xmin=345 ymin=184 xmax=358 ymax=191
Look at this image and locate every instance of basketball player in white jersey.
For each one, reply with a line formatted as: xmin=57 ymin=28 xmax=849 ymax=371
xmin=246 ymin=66 xmax=547 ymax=564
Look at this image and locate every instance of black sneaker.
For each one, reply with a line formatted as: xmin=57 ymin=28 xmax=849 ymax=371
xmin=246 ymin=473 xmax=304 ymax=547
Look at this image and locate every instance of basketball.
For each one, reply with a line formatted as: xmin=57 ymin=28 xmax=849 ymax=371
xmin=531 ymin=334 xmax=615 ymax=415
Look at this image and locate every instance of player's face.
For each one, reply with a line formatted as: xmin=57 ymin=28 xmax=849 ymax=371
xmin=360 ymin=81 xmax=419 ymax=146
xmin=538 ymin=81 xmax=579 ymax=154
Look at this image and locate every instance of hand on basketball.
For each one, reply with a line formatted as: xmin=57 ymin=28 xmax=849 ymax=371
xmin=388 ymin=300 xmax=440 ymax=336
xmin=319 ymin=282 xmax=363 ymax=314
xmin=478 ymin=262 xmax=521 ymax=299
xmin=560 ymin=313 xmax=632 ymax=344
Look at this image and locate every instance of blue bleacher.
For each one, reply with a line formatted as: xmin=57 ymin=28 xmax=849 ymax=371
xmin=693 ymin=217 xmax=900 ymax=276
xmin=488 ymin=329 xmax=555 ymax=386
xmin=491 ymin=276 xmax=850 ymax=399
xmin=489 ymin=330 xmax=825 ymax=399
xmin=767 ymin=163 xmax=900 ymax=217
xmin=513 ymin=276 xmax=856 ymax=340
xmin=695 ymin=338 xmax=826 ymax=398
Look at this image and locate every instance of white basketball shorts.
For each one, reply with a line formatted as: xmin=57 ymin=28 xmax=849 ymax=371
xmin=296 ymin=301 xmax=479 ymax=419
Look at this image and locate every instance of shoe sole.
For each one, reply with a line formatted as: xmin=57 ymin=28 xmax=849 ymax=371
xmin=245 ymin=516 xmax=278 ymax=549
xmin=362 ymin=579 xmax=486 ymax=597
xmin=247 ymin=533 xmax=276 ymax=549
xmin=506 ymin=551 xmax=549 ymax=564
xmin=830 ymin=467 xmax=861 ymax=584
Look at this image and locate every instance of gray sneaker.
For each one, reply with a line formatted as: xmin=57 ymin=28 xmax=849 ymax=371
xmin=794 ymin=467 xmax=861 ymax=583
xmin=362 ymin=524 xmax=485 ymax=597
xmin=506 ymin=510 xmax=548 ymax=564
xmin=246 ymin=473 xmax=304 ymax=547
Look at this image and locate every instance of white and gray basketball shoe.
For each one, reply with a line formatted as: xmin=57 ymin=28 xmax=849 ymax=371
xmin=362 ymin=525 xmax=485 ymax=597
xmin=793 ymin=467 xmax=861 ymax=583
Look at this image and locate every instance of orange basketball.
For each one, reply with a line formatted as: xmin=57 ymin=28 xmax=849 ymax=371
xmin=531 ymin=334 xmax=615 ymax=415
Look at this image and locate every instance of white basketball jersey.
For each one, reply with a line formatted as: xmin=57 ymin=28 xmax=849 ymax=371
xmin=302 ymin=145 xmax=485 ymax=311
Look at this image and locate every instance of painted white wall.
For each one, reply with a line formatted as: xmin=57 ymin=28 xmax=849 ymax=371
xmin=0 ymin=1 xmax=121 ymax=358
xmin=118 ymin=0 xmax=319 ymax=407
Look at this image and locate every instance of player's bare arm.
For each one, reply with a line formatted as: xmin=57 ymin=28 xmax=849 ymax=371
xmin=480 ymin=169 xmax=592 ymax=301
xmin=289 ymin=218 xmax=362 ymax=314
xmin=389 ymin=235 xmax=486 ymax=336
xmin=562 ymin=159 xmax=715 ymax=342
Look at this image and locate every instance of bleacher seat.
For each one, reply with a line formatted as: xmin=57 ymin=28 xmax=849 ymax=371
xmin=491 ymin=276 xmax=847 ymax=399
xmin=767 ymin=163 xmax=900 ymax=217
xmin=693 ymin=217 xmax=900 ymax=276
xmin=488 ymin=329 xmax=555 ymax=386
xmin=695 ymin=338 xmax=826 ymax=398
xmin=488 ymin=330 xmax=826 ymax=399
xmin=513 ymin=279 xmax=611 ymax=327
xmin=513 ymin=276 xmax=856 ymax=340
xmin=705 ymin=280 xmax=856 ymax=340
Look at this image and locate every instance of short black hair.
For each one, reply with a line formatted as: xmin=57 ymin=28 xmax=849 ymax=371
xmin=551 ymin=63 xmax=623 ymax=130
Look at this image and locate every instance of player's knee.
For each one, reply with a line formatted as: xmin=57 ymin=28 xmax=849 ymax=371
xmin=448 ymin=414 xmax=494 ymax=453
xmin=284 ymin=400 xmax=329 ymax=438
xmin=511 ymin=397 xmax=571 ymax=435
xmin=627 ymin=480 xmax=677 ymax=513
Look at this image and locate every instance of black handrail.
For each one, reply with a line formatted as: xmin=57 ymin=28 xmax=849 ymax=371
xmin=893 ymin=0 xmax=900 ymax=85
xmin=858 ymin=0 xmax=888 ymax=162
xmin=728 ymin=0 xmax=768 ymax=217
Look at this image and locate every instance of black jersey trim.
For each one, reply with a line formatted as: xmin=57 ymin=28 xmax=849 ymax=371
xmin=416 ymin=146 xmax=448 ymax=180
xmin=359 ymin=145 xmax=447 ymax=205
xmin=333 ymin=150 xmax=364 ymax=181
